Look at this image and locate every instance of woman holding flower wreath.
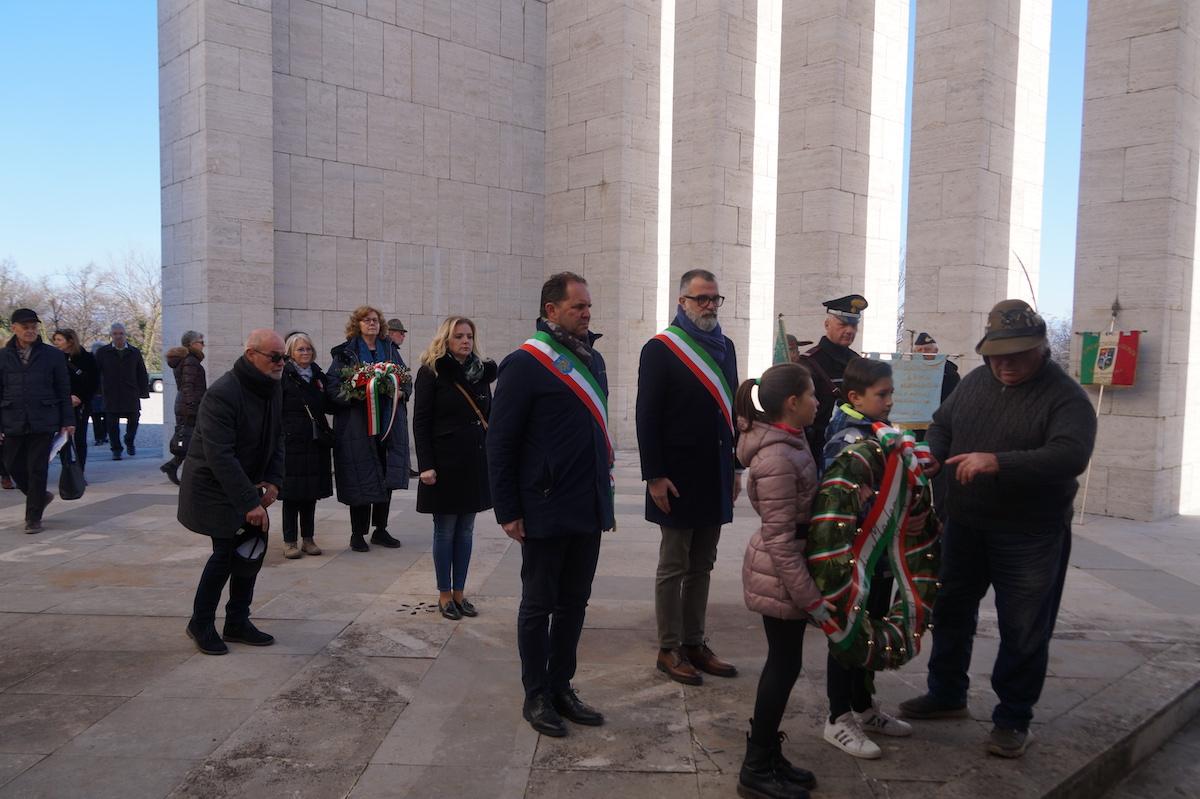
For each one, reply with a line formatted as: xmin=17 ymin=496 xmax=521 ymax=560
xmin=413 ymin=316 xmax=497 ymax=620
xmin=326 ymin=305 xmax=412 ymax=552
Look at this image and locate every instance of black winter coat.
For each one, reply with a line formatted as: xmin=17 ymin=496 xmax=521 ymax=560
xmin=487 ymin=320 xmax=615 ymax=538
xmin=413 ymin=353 xmax=496 ymax=514
xmin=326 ymin=337 xmax=411 ymax=506
xmin=0 ymin=339 xmax=73 ymax=436
xmin=95 ymin=343 xmax=150 ymax=414
xmin=167 ymin=347 xmax=207 ymax=426
xmin=800 ymin=336 xmax=859 ymax=457
xmin=636 ymin=331 xmax=739 ymax=528
xmin=65 ymin=349 xmax=100 ymax=407
xmin=178 ymin=357 xmax=284 ymax=539
xmin=280 ymin=361 xmax=333 ymax=503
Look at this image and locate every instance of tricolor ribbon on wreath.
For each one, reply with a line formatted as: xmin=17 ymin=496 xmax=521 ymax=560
xmin=806 ymin=423 xmax=941 ymax=671
xmin=339 ymin=361 xmax=410 ymax=439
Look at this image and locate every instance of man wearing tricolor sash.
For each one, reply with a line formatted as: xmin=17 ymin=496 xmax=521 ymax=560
xmin=898 ymin=300 xmax=1096 ymax=759
xmin=637 ymin=269 xmax=742 ymax=686
xmin=488 ymin=272 xmax=614 ymax=739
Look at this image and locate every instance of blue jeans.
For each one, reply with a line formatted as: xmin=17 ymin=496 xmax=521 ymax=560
xmin=432 ymin=513 xmax=476 ymax=592
xmin=926 ymin=520 xmax=1072 ymax=731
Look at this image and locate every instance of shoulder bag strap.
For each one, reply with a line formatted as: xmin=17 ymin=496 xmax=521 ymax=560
xmin=453 ymin=383 xmax=488 ymax=431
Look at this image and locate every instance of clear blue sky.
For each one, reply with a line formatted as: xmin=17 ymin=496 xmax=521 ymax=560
xmin=0 ymin=1 xmax=1085 ymax=318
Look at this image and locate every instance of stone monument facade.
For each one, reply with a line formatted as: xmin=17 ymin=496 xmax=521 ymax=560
xmin=160 ymin=0 xmax=1198 ymax=517
xmin=1071 ymin=0 xmax=1200 ymax=520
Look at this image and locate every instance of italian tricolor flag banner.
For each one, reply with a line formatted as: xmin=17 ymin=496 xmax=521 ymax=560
xmin=1079 ymin=330 xmax=1140 ymax=387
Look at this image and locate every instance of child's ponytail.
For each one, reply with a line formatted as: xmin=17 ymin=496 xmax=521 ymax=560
xmin=736 ymin=362 xmax=814 ymax=430
xmin=734 ymin=379 xmax=762 ymax=432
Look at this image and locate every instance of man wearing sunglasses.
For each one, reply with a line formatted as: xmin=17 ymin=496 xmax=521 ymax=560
xmin=178 ymin=329 xmax=286 ymax=655
xmin=637 ymin=269 xmax=741 ymax=686
xmin=799 ymin=294 xmax=869 ymax=457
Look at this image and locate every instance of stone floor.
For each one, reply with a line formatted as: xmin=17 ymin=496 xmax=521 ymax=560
xmin=0 ymin=449 xmax=1198 ymax=798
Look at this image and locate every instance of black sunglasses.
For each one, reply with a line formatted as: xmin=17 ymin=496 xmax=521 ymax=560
xmin=253 ymin=349 xmax=288 ymax=364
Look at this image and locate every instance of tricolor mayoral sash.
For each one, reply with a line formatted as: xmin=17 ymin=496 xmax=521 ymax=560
xmin=652 ymin=326 xmax=734 ymax=433
xmin=806 ymin=423 xmax=942 ymax=671
xmin=519 ymin=332 xmax=616 ymax=505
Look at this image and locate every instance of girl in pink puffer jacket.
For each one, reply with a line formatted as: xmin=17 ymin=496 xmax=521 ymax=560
xmin=732 ymin=362 xmax=831 ymax=799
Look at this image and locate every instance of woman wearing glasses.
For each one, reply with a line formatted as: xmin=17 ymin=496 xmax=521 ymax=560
xmin=412 ymin=316 xmax=497 ymax=620
xmin=327 ymin=305 xmax=411 ymax=552
xmin=278 ymin=331 xmax=333 ymax=558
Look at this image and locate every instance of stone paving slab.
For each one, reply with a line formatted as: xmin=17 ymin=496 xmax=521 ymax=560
xmin=0 ymin=454 xmax=1197 ymax=797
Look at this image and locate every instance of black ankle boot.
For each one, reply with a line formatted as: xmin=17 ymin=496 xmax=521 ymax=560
xmin=738 ymin=733 xmax=809 ymax=799
xmin=350 ymin=532 xmax=369 ymax=552
xmin=160 ymin=461 xmax=180 ymax=485
xmin=186 ymin=620 xmax=228 ymax=655
xmin=770 ymin=732 xmax=816 ymax=789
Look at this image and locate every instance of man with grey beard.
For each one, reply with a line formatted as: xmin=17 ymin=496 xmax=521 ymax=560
xmin=637 ymin=269 xmax=742 ymax=686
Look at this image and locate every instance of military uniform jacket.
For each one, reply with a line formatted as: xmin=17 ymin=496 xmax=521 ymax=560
xmin=800 ymin=336 xmax=859 ymax=458
xmin=635 ymin=333 xmax=739 ymax=528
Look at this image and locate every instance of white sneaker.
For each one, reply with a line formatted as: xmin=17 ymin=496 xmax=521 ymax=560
xmin=824 ymin=711 xmax=882 ymax=759
xmin=283 ymin=542 xmax=302 ymax=559
xmin=856 ymin=702 xmax=913 ymax=737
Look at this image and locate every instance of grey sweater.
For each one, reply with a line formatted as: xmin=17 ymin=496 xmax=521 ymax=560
xmin=926 ymin=357 xmax=1096 ymax=531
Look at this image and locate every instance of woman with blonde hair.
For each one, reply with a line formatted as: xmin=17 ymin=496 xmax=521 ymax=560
xmin=412 ymin=316 xmax=496 ymax=619
xmin=279 ymin=331 xmax=334 ymax=558
xmin=326 ymin=305 xmax=412 ymax=552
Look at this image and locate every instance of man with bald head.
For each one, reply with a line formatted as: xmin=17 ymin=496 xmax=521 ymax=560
xmin=179 ymin=329 xmax=286 ymax=655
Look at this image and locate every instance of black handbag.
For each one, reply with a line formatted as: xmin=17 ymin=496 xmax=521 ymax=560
xmin=59 ymin=440 xmax=86 ymax=501
xmin=304 ymin=404 xmax=334 ymax=447
xmin=169 ymin=424 xmax=193 ymax=457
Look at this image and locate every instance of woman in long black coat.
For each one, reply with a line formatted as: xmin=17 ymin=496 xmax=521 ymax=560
xmin=51 ymin=329 xmax=100 ymax=470
xmin=413 ymin=316 xmax=496 ymax=620
xmin=160 ymin=330 xmax=208 ymax=485
xmin=326 ymin=305 xmax=411 ymax=553
xmin=280 ymin=332 xmax=334 ymax=558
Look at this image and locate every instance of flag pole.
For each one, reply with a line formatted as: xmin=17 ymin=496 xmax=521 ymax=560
xmin=1076 ymin=301 xmax=1120 ymax=524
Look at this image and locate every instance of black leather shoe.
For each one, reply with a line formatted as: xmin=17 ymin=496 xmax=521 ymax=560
xmin=439 ymin=601 xmax=462 ymax=620
xmin=126 ymin=442 xmax=136 ymax=457
xmin=186 ymin=620 xmax=229 ymax=655
xmin=370 ymin=528 xmax=401 ymax=548
xmin=222 ymin=620 xmax=275 ymax=646
xmin=160 ymin=461 xmax=180 ymax=485
xmin=523 ymin=694 xmax=568 ymax=737
xmin=350 ymin=532 xmax=370 ymax=552
xmin=111 ymin=451 xmax=122 ymax=460
xmin=455 ymin=598 xmax=478 ymax=617
xmin=552 ymin=688 xmax=604 ymax=726
xmin=24 ymin=519 xmax=42 ymax=534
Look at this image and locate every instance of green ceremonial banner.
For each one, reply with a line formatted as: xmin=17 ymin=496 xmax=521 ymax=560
xmin=773 ymin=315 xmax=789 ymax=364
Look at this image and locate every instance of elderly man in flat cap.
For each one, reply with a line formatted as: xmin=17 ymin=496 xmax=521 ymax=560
xmin=899 ymin=300 xmax=1096 ymax=759
xmin=799 ymin=294 xmax=867 ymax=456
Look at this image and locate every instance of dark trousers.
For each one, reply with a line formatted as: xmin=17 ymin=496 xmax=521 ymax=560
xmin=349 ymin=497 xmax=391 ymax=534
xmin=751 ymin=615 xmax=808 ymax=745
xmin=926 ymin=520 xmax=1072 ymax=731
xmin=828 ymin=573 xmax=894 ymax=720
xmin=282 ymin=499 xmax=317 ymax=543
xmin=191 ymin=532 xmax=265 ymax=627
xmin=655 ymin=524 xmax=722 ymax=649
xmin=2 ymin=432 xmax=54 ymax=522
xmin=517 ymin=532 xmax=602 ymax=699
xmin=107 ymin=411 xmax=140 ymax=453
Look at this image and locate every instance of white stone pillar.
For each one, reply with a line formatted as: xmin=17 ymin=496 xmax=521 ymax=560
xmin=904 ymin=0 xmax=1051 ymax=367
xmin=544 ymin=0 xmax=661 ymax=446
xmin=1073 ymin=0 xmax=1200 ymax=520
xmin=669 ymin=0 xmax=760 ymax=363
xmin=775 ymin=0 xmax=910 ymax=354
xmin=159 ymin=0 xmax=275 ymax=379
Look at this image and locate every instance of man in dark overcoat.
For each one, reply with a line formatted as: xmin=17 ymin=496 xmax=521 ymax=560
xmin=179 ymin=329 xmax=285 ymax=655
xmin=637 ymin=269 xmax=741 ymax=685
xmin=95 ymin=322 xmax=150 ymax=459
xmin=0 ymin=309 xmax=73 ymax=533
xmin=488 ymin=272 xmax=614 ymax=738
xmin=799 ymin=294 xmax=868 ymax=457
